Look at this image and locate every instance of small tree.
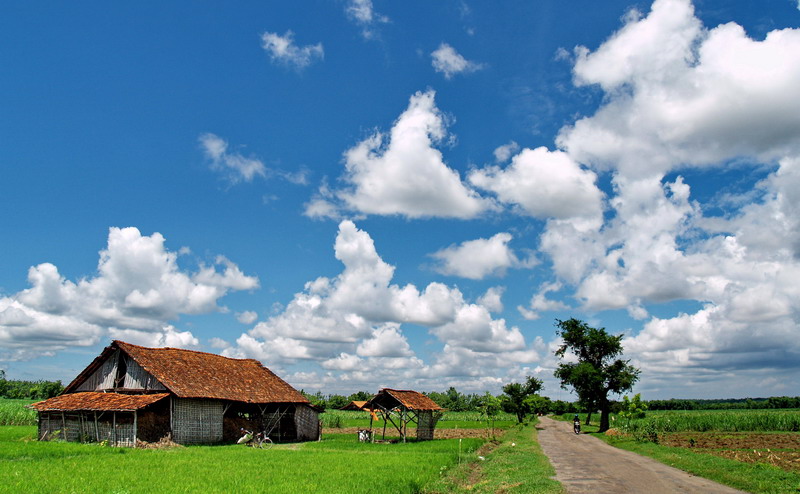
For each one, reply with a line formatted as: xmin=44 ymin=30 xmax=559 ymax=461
xmin=554 ymin=318 xmax=640 ymax=432
xmin=619 ymin=393 xmax=648 ymax=429
xmin=501 ymin=376 xmax=544 ymax=423
xmin=479 ymin=392 xmax=502 ymax=439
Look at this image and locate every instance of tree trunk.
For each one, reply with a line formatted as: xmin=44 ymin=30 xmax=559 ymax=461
xmin=585 ymin=410 xmax=592 ymax=426
xmin=599 ymin=397 xmax=610 ymax=432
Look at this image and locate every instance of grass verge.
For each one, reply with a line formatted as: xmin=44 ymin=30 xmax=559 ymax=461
xmin=424 ymin=420 xmax=564 ymax=494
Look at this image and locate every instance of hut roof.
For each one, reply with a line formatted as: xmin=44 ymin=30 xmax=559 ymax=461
xmin=30 ymin=392 xmax=170 ymax=412
xmin=65 ymin=341 xmax=310 ymax=404
xmin=369 ymin=388 xmax=442 ymax=411
xmin=341 ymin=400 xmax=368 ymax=410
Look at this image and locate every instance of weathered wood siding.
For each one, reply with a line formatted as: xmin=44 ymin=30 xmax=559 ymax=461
xmin=75 ymin=350 xmax=119 ymax=391
xmin=122 ymin=356 xmax=166 ymax=391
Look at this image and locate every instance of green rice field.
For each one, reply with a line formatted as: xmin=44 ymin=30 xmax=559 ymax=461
xmin=0 ymin=425 xmax=485 ymax=494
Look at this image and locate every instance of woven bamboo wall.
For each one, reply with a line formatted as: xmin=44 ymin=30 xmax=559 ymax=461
xmin=172 ymin=398 xmax=223 ymax=444
xmin=415 ymin=411 xmax=441 ymax=441
xmin=37 ymin=412 xmax=136 ymax=446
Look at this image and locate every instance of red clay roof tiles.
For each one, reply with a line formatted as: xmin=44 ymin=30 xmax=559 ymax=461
xmin=30 ymin=392 xmax=169 ymax=412
xmin=371 ymin=388 xmax=442 ymax=411
xmin=115 ymin=341 xmax=309 ymax=404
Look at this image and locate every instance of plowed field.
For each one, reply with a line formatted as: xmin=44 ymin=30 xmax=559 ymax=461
xmin=662 ymin=432 xmax=800 ymax=472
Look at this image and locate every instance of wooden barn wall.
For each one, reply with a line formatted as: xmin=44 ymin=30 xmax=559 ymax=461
xmin=75 ymin=350 xmax=119 ymax=391
xmin=122 ymin=355 xmax=166 ymax=391
xmin=172 ymin=398 xmax=223 ymax=444
xmin=294 ymin=405 xmax=320 ymax=441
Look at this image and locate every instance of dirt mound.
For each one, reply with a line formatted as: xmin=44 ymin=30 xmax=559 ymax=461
xmin=136 ymin=433 xmax=183 ymax=449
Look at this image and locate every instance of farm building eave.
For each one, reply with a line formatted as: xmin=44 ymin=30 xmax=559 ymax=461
xmin=30 ymin=392 xmax=170 ymax=412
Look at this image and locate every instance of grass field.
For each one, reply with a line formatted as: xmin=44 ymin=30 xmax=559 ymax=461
xmin=0 ymin=425 xmax=487 ymax=493
xmin=0 ymin=399 xmax=545 ymax=493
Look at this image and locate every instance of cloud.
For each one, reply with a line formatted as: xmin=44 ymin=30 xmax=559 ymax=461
xmin=557 ymin=0 xmax=800 ymax=176
xmin=493 ymin=141 xmax=519 ymax=163
xmin=1 ymin=227 xmax=258 ymax=360
xmin=470 ymin=147 xmax=604 ymax=226
xmin=431 ymin=43 xmax=484 ymax=79
xmin=261 ymin=30 xmax=323 ymax=70
xmin=336 ymin=90 xmax=495 ymax=219
xmin=224 ymin=220 xmax=533 ymax=370
xmin=199 ymin=133 xmax=266 ymax=184
xmin=345 ymin=0 xmax=389 ymax=40
xmin=429 ymin=232 xmax=530 ymax=279
xmin=236 ymin=311 xmax=258 ymax=325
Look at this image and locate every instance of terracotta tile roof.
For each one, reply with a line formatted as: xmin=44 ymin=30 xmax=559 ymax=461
xmin=30 ymin=392 xmax=169 ymax=412
xmin=370 ymin=388 xmax=442 ymax=411
xmin=65 ymin=341 xmax=310 ymax=405
xmin=341 ymin=400 xmax=368 ymax=410
xmin=115 ymin=341 xmax=309 ymax=404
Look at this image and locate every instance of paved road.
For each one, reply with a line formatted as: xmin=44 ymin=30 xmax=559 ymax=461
xmin=536 ymin=416 xmax=746 ymax=493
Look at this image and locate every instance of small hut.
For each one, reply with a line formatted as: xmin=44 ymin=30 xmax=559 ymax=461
xmin=340 ymin=400 xmax=368 ymax=411
xmin=30 ymin=340 xmax=319 ymax=446
xmin=366 ymin=388 xmax=443 ymax=442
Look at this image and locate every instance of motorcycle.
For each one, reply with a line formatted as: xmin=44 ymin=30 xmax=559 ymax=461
xmin=573 ymin=420 xmax=581 ymax=434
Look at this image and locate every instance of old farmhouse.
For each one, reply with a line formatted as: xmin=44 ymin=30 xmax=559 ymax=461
xmin=30 ymin=340 xmax=319 ymax=446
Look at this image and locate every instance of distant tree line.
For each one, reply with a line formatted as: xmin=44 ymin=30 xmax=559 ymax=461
xmin=0 ymin=370 xmax=64 ymax=400
xmin=644 ymin=397 xmax=800 ymax=411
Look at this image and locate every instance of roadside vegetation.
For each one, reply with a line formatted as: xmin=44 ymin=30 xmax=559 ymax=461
xmin=424 ymin=420 xmax=563 ymax=494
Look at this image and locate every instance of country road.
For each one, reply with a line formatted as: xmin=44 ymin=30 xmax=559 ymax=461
xmin=536 ymin=416 xmax=746 ymax=493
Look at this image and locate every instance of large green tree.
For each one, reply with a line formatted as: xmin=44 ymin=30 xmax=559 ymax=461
xmin=501 ymin=376 xmax=544 ymax=423
xmin=553 ymin=318 xmax=640 ymax=432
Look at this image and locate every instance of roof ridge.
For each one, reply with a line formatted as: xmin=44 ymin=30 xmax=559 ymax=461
xmin=114 ymin=340 xmax=263 ymax=364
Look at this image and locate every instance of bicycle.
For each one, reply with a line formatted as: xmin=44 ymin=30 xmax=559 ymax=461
xmin=238 ymin=428 xmax=274 ymax=449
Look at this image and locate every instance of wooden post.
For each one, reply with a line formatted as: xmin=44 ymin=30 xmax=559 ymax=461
xmin=94 ymin=412 xmax=100 ymax=442
xmin=134 ymin=411 xmax=138 ymax=447
xmin=112 ymin=412 xmax=116 ymax=446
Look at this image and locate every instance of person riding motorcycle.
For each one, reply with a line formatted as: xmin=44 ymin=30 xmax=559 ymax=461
xmin=572 ymin=414 xmax=581 ymax=434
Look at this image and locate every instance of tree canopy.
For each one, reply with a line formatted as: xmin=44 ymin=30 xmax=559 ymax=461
xmin=553 ymin=318 xmax=640 ymax=432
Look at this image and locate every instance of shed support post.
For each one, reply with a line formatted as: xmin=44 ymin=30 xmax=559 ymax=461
xmin=134 ymin=411 xmax=138 ymax=447
xmin=112 ymin=412 xmax=116 ymax=446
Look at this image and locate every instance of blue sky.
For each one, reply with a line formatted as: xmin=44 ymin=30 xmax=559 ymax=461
xmin=2 ymin=0 xmax=800 ymax=400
